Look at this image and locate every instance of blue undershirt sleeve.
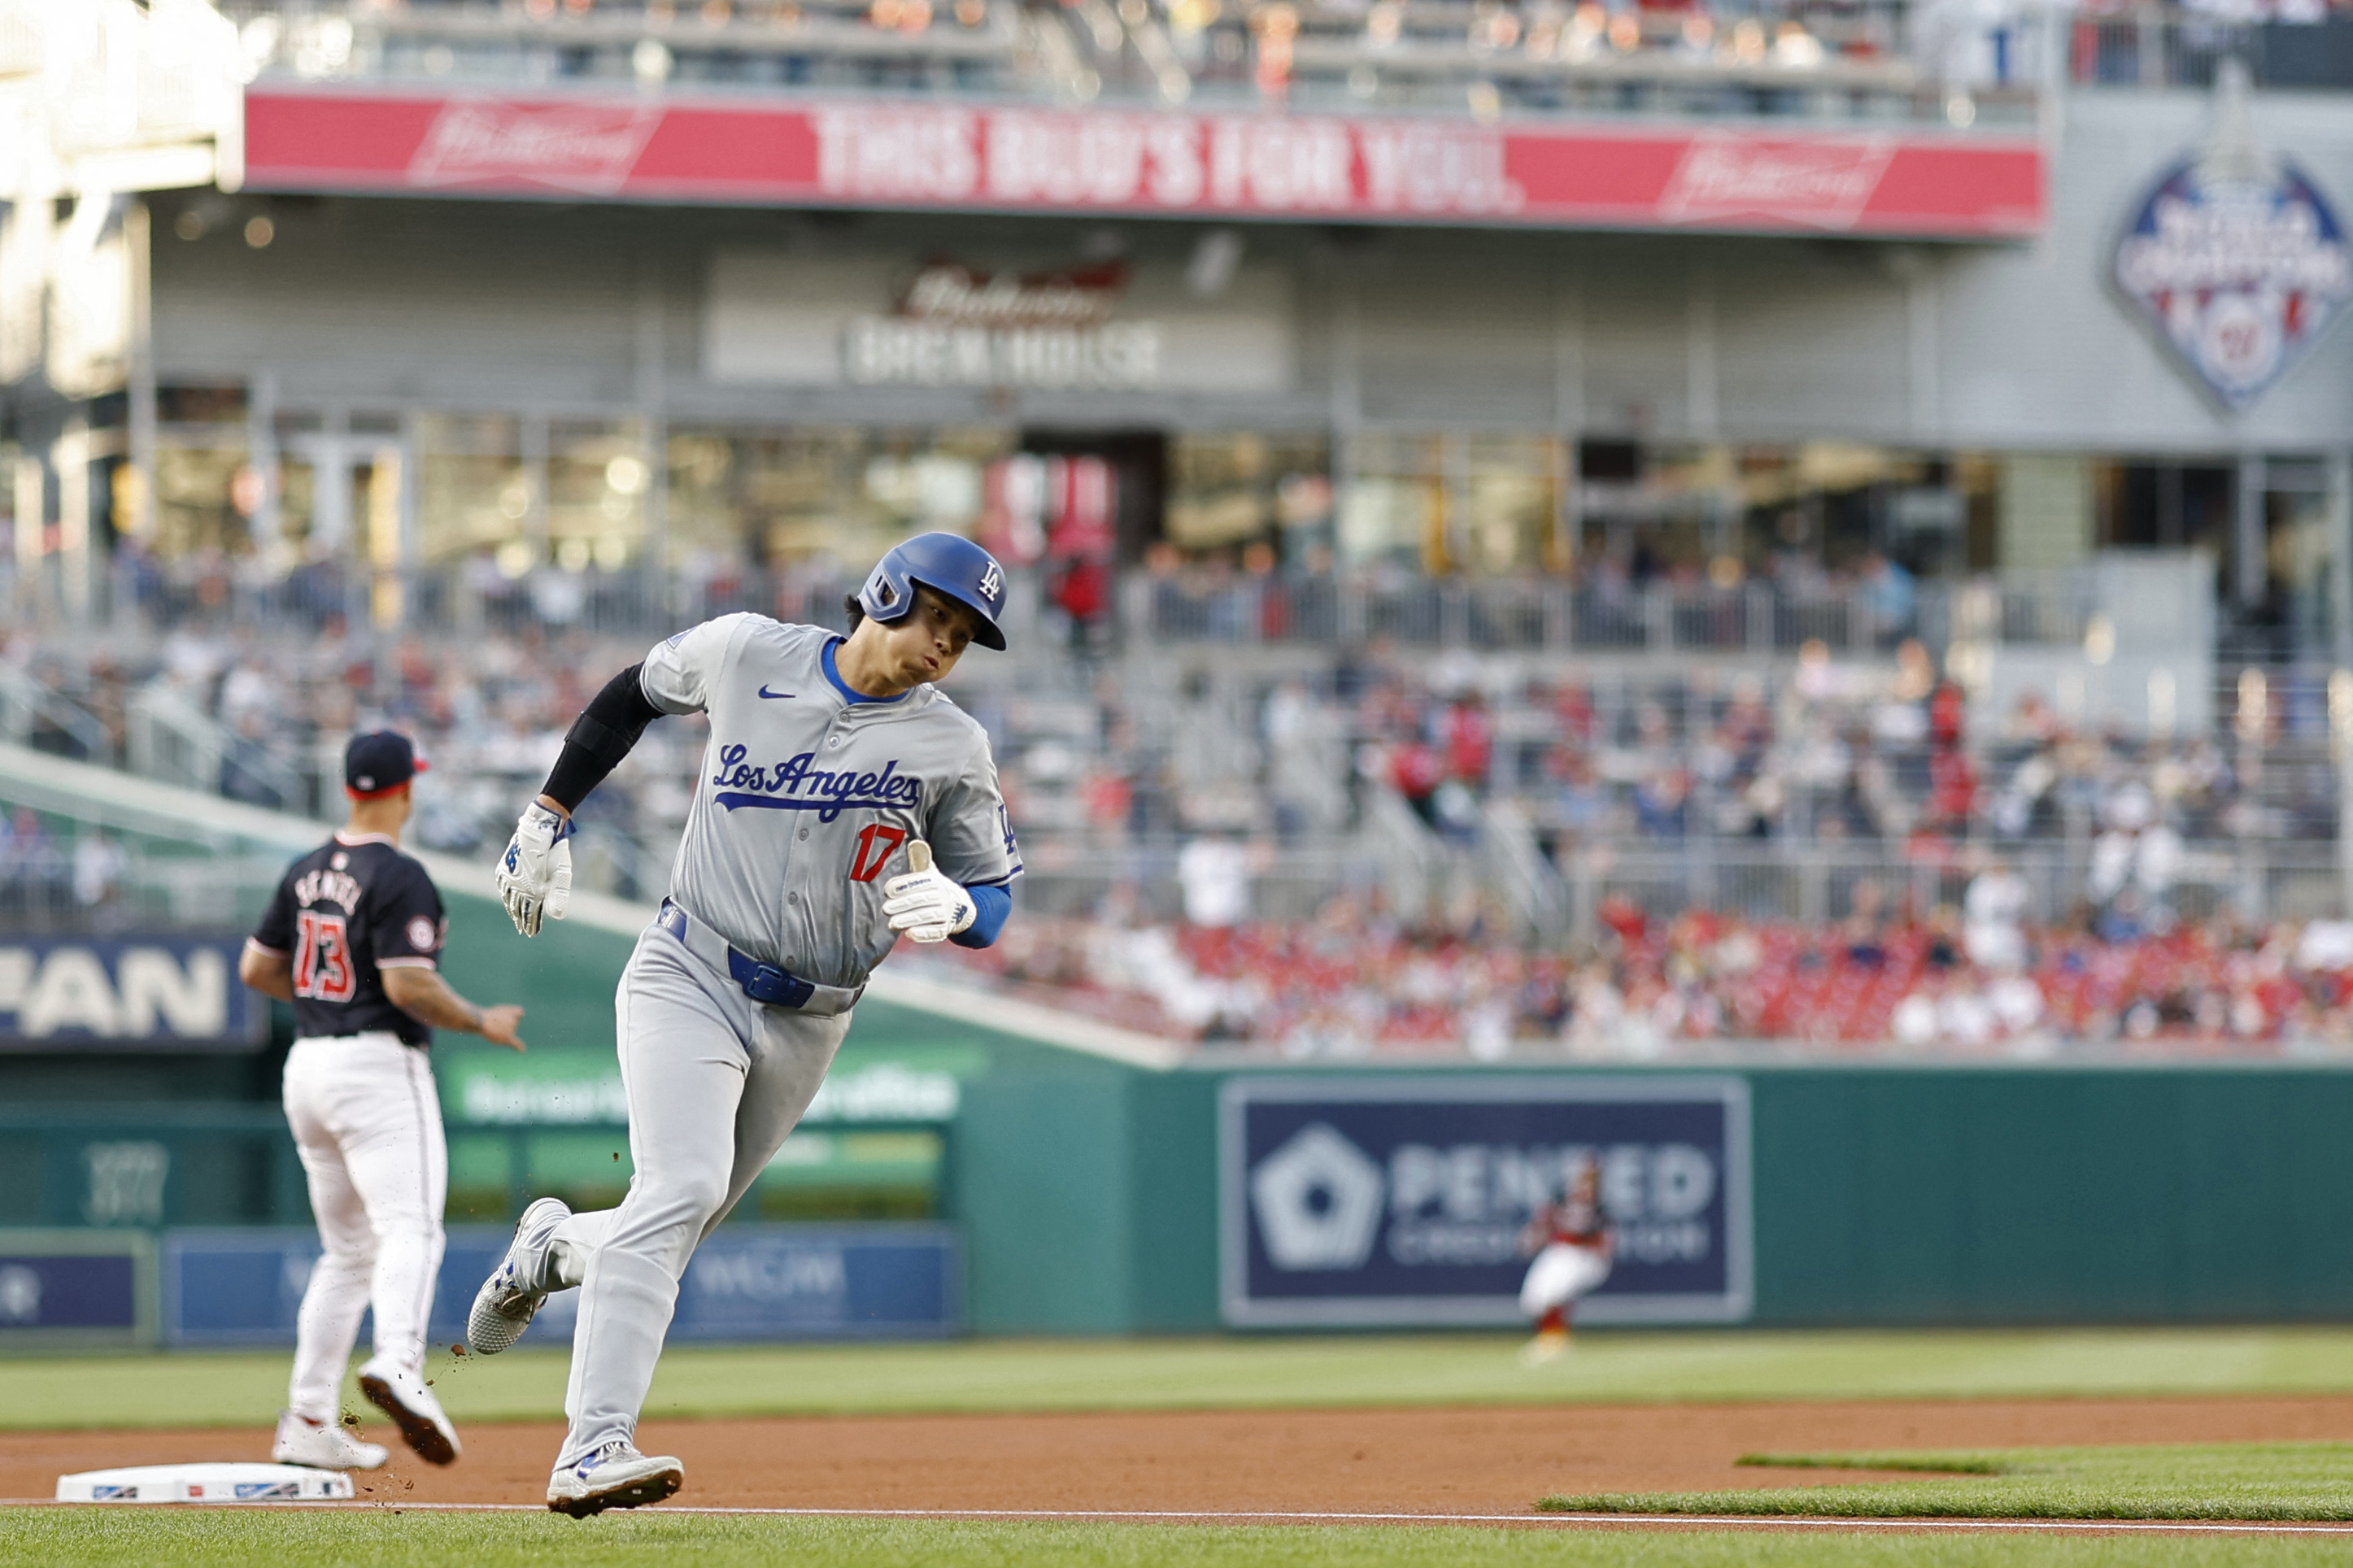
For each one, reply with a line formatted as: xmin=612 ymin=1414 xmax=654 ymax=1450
xmin=949 ymin=882 xmax=1012 ymax=949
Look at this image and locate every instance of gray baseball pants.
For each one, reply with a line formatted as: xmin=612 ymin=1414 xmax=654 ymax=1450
xmin=542 ymin=923 xmax=849 ymax=1465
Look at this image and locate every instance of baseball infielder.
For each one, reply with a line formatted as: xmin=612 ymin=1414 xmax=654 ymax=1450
xmin=241 ymin=731 xmax=527 ymax=1470
xmin=1517 ymin=1156 xmax=1614 ymax=1365
xmin=468 ymin=534 xmax=1020 ymax=1517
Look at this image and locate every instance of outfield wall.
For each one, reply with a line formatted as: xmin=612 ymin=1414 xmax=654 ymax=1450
xmin=956 ymin=1061 xmax=2353 ymax=1335
xmin=6 ymin=747 xmax=2351 ymax=1339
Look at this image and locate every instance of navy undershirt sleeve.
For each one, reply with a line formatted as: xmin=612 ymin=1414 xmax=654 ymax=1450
xmin=949 ymin=882 xmax=1012 ymax=949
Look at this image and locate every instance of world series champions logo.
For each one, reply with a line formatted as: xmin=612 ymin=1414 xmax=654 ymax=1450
xmin=2111 ymin=62 xmax=2352 ymax=411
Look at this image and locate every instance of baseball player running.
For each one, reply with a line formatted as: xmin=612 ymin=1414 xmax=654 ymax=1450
xmin=468 ymin=533 xmax=1021 ymax=1517
xmin=1517 ymin=1156 xmax=1614 ymax=1365
xmin=240 ymin=731 xmax=527 ymax=1471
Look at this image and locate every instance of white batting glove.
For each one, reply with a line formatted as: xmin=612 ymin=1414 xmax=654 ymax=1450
xmin=883 ymin=865 xmax=976 ymax=944
xmin=495 ymin=801 xmax=573 ymax=938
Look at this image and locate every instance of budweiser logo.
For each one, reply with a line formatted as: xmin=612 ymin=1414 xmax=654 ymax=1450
xmin=1659 ymin=134 xmax=1894 ymax=229
xmin=897 ymin=262 xmax=1127 ymax=328
xmin=408 ymin=101 xmax=662 ymax=194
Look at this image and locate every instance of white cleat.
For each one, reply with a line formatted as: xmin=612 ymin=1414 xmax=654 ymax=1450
xmin=547 ymin=1441 xmax=684 ymax=1518
xmin=1518 ymin=1328 xmax=1571 ymax=1367
xmin=357 ymin=1358 xmax=462 ymax=1466
xmin=272 ymin=1409 xmax=388 ymax=1471
xmin=468 ymin=1196 xmax=572 ymax=1356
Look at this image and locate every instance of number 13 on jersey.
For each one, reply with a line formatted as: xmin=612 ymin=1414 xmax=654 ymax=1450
xmin=294 ymin=910 xmax=357 ymax=1001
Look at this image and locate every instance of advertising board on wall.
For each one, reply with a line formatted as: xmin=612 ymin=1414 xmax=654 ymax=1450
xmin=704 ymin=250 xmax=1296 ymax=395
xmin=0 ymin=936 xmax=268 ymax=1051
xmin=0 ymin=1230 xmax=155 ymax=1348
xmin=244 ymin=88 xmax=2044 ymax=240
xmin=162 ymin=1224 xmax=961 ymax=1346
xmin=1219 ymin=1075 xmax=1750 ymax=1327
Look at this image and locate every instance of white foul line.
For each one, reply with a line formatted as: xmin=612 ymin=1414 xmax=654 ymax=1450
xmin=11 ymin=1499 xmax=2353 ymax=1535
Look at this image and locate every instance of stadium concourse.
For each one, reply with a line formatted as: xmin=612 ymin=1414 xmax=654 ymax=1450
xmin=8 ymin=584 xmax=2353 ymax=1060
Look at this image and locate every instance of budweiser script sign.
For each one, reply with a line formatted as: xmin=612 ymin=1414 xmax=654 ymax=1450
xmin=408 ymin=101 xmax=662 ymax=194
xmin=849 ymin=259 xmax=1155 ymax=389
xmin=897 ymin=262 xmax=1127 ymax=328
xmin=1658 ymin=134 xmax=1897 ymax=230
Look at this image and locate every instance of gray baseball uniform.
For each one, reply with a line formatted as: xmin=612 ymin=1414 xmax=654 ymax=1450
xmin=542 ymin=613 xmax=1018 ymax=1463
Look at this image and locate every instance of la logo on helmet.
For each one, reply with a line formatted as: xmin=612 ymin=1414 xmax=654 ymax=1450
xmin=979 ymin=561 xmax=1003 ymax=603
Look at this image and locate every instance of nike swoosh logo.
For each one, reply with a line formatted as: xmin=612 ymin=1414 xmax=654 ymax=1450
xmin=757 ymin=686 xmax=795 ymax=699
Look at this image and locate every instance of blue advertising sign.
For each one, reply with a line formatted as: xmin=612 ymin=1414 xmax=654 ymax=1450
xmin=2111 ymin=77 xmax=2352 ymax=411
xmin=163 ymin=1223 xmax=960 ymax=1347
xmin=0 ymin=1230 xmax=156 ymax=1347
xmin=0 ymin=937 xmax=268 ymax=1050
xmin=1219 ymin=1075 xmax=1751 ymax=1328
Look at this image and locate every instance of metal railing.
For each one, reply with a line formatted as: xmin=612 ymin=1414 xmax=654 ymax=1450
xmin=211 ymin=0 xmax=2054 ymax=127
xmin=0 ymin=667 xmax=113 ymax=764
xmin=7 ymin=734 xmax=2348 ymax=934
xmin=1125 ymin=573 xmax=1954 ymax=656
xmin=2066 ymin=10 xmax=2353 ymax=90
xmin=125 ymin=685 xmax=316 ymax=817
xmin=981 ymin=830 xmax=2347 ymax=934
xmin=1559 ymin=838 xmax=2321 ymax=934
xmin=0 ymin=847 xmax=285 ymax=934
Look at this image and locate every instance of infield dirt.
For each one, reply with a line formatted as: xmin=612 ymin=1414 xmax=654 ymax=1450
xmin=7 ymin=1397 xmax=2352 ymax=1514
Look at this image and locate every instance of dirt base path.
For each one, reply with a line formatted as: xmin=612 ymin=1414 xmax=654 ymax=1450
xmin=8 ymin=1397 xmax=2353 ymax=1514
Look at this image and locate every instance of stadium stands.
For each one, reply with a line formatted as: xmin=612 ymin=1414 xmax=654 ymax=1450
xmin=216 ymin=0 xmax=2005 ymax=124
xmin=210 ymin=0 xmax=2353 ymax=125
xmin=7 ymin=555 xmax=2351 ymax=1059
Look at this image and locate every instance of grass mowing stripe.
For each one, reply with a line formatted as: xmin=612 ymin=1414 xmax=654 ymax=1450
xmin=1738 ymin=1453 xmax=2007 ymax=1474
xmin=1542 ymin=1441 xmax=2353 ymax=1521
xmin=17 ymin=1326 xmax=2353 ymax=1431
xmin=11 ymin=1509 xmax=2353 ymax=1567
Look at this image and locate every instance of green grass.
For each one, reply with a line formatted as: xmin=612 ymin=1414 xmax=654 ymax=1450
xmin=15 ymin=1326 xmax=2353 ymax=1431
xmin=1540 ymin=1441 xmax=2353 ymax=1521
xmin=5 ymin=1509 xmax=2352 ymax=1568
xmin=23 ymin=1318 xmax=2353 ymax=1431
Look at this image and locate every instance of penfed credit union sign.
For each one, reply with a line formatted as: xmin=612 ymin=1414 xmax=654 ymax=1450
xmin=1218 ymin=1075 xmax=1751 ymax=1327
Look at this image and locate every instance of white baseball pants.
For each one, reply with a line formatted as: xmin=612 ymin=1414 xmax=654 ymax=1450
xmin=545 ymin=925 xmax=848 ymax=1465
xmin=1519 ymin=1243 xmax=1612 ymax=1319
xmin=282 ymin=1032 xmax=447 ymax=1425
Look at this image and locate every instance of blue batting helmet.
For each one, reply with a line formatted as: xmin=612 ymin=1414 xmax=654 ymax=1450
xmin=859 ymin=532 xmax=1009 ymax=651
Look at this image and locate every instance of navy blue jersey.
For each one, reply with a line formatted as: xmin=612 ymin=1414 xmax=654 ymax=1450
xmin=250 ymin=833 xmax=446 ymax=1047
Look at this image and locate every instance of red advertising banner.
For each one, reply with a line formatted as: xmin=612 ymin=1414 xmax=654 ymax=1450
xmin=244 ymin=87 xmax=2045 ymax=239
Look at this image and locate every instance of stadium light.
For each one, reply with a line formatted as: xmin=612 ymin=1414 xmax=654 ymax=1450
xmin=0 ymin=0 xmax=245 ymax=206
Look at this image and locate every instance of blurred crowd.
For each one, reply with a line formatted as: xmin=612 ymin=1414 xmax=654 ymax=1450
xmin=1039 ymin=631 xmax=2324 ymax=865
xmin=0 ymin=809 xmax=130 ymax=931
xmin=7 ymin=608 xmax=2335 ymax=870
xmin=936 ymin=885 xmax=2353 ymax=1059
xmin=9 ymin=608 xmax=2349 ymax=1056
xmin=0 ymin=622 xmax=699 ymax=886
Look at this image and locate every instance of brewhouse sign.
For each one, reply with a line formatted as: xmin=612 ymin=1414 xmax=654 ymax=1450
xmin=2112 ymin=65 xmax=2352 ymax=412
xmin=843 ymin=260 xmax=1159 ymax=390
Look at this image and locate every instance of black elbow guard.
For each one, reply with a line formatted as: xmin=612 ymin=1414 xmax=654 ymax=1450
xmin=564 ymin=710 xmax=643 ymax=773
xmin=542 ymin=664 xmax=665 ymax=810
